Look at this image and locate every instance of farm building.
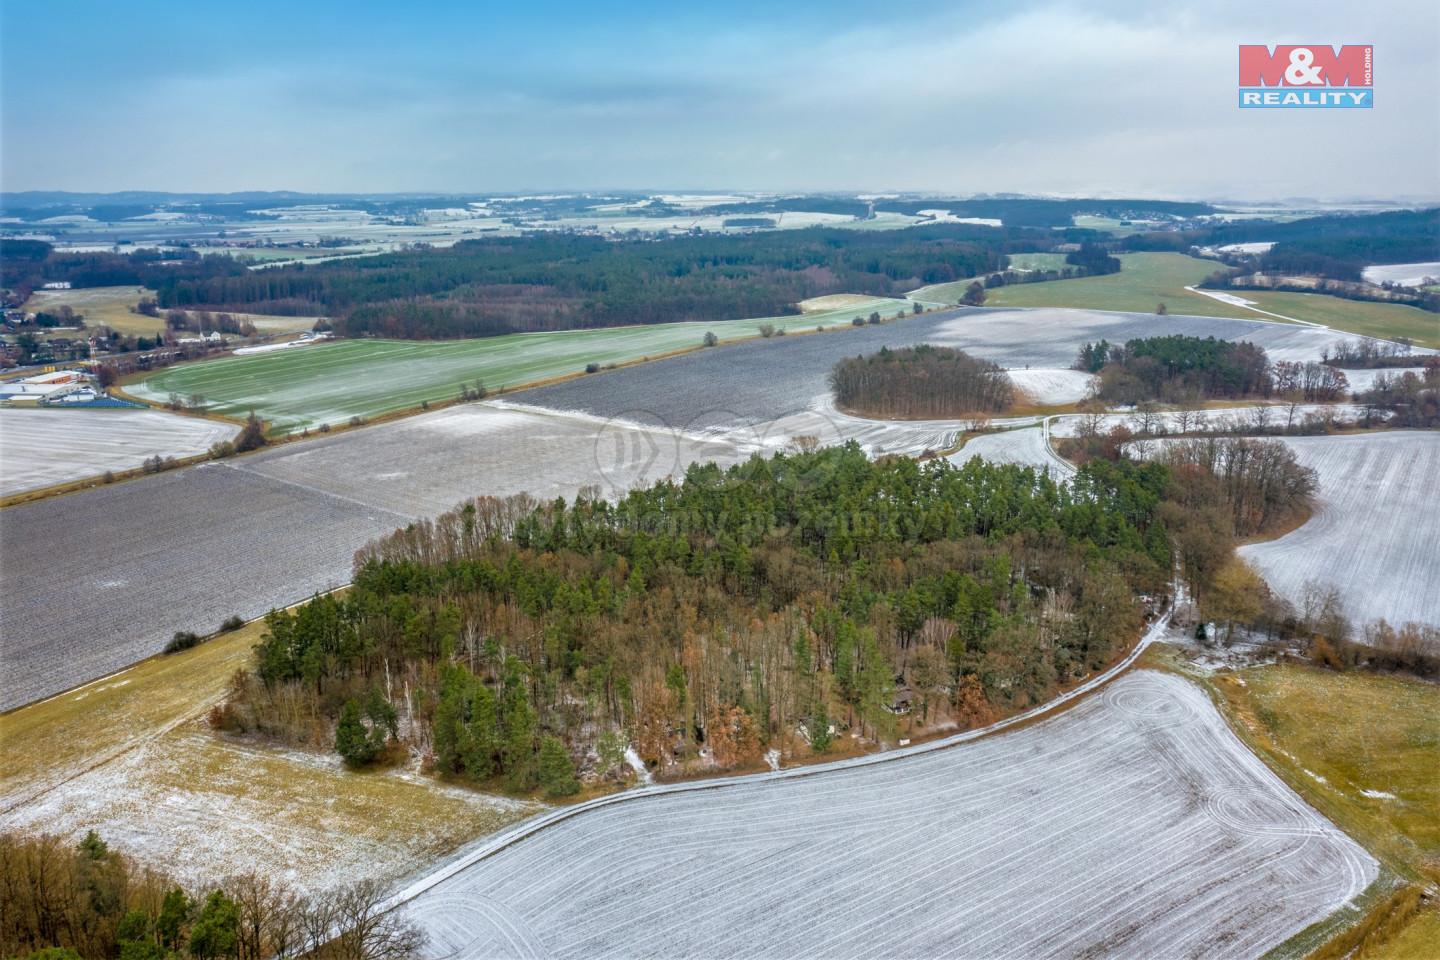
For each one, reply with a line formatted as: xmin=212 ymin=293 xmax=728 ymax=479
xmin=0 ymin=370 xmax=92 ymax=404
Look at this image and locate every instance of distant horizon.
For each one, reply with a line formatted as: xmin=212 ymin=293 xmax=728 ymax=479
xmin=2 ymin=188 xmax=1435 ymax=209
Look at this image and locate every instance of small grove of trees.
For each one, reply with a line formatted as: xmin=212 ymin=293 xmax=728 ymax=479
xmin=959 ymin=281 xmax=985 ymax=306
xmin=1076 ymin=335 xmax=1278 ymax=404
xmin=1358 ymin=365 xmax=1440 ymax=428
xmin=1323 ymin=336 xmax=1416 ymax=369
xmin=237 ymin=413 xmax=267 ymax=453
xmin=1064 ymin=243 xmax=1121 ymax=275
xmin=830 ymin=344 xmax=1015 ymax=418
xmin=335 ymin=688 xmax=399 ymax=768
xmin=0 ymin=830 xmax=423 ymax=960
xmin=213 ymin=413 xmax=268 ymax=459
xmin=1158 ymin=435 xmax=1317 ymax=540
xmin=215 ymin=446 xmax=1179 ymax=785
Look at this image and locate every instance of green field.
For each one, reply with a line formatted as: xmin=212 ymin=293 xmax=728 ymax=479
xmin=128 ymin=299 xmax=911 ymax=432
xmin=983 ymin=253 xmax=1439 ymax=346
xmin=19 ymin=286 xmax=167 ymax=338
xmin=1240 ymin=290 xmax=1439 ymax=347
xmin=985 ymin=253 xmax=1245 ymax=317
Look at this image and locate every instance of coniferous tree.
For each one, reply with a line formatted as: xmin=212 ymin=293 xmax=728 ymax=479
xmin=538 ymin=736 xmax=579 ymax=796
xmin=188 ymin=891 xmax=240 ymax=960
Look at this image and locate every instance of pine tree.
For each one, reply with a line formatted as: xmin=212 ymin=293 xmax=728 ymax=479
xmin=188 ymin=890 xmax=239 ymax=960
xmin=502 ymin=690 xmax=537 ymax=792
xmin=538 ymin=736 xmax=579 ymax=796
xmin=461 ymin=684 xmax=499 ymax=780
xmin=335 ymin=699 xmax=377 ymax=768
xmin=810 ymin=699 xmax=832 ymax=754
xmin=157 ymin=889 xmax=191 ymax=951
xmin=431 ymin=691 xmax=461 ymax=774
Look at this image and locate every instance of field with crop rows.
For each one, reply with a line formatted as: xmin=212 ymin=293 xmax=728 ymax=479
xmin=0 ymin=407 xmax=239 ymax=495
xmin=1238 ymin=432 xmax=1440 ymax=629
xmin=0 ymin=404 xmax=749 ymax=711
xmin=397 ymin=670 xmax=1374 ymax=959
xmin=517 ymin=307 xmax=1372 ymax=432
xmin=128 ymin=300 xmax=912 ymax=432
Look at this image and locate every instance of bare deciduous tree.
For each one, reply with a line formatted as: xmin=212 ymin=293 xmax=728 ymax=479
xmin=330 ymin=879 xmax=425 ymax=960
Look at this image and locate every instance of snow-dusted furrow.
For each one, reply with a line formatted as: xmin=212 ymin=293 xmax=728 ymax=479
xmin=400 ymin=671 xmax=1374 ymax=959
xmin=1238 ymin=432 xmax=1440 ymax=628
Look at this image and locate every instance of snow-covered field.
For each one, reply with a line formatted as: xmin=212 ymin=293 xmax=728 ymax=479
xmin=0 ymin=404 xmax=751 ymax=710
xmin=1362 ymin=261 xmax=1440 ymax=287
xmin=0 ymin=725 xmax=541 ymax=894
xmin=949 ymin=424 xmax=1074 ymax=478
xmin=0 ymin=407 xmax=239 ymax=495
xmin=397 ymin=671 xmax=1374 ymax=959
xmin=1007 ymin=367 xmax=1095 ymax=404
xmin=1338 ymin=367 xmax=1429 ymax=393
xmin=518 ymin=307 xmax=1395 ymax=432
xmin=1239 ymin=432 xmax=1440 ymax=629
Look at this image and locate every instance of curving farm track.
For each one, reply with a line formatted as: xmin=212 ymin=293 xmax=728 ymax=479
xmin=395 ymin=669 xmax=1375 ymax=960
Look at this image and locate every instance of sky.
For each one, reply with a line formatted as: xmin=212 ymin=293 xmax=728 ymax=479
xmin=2 ymin=0 xmax=1437 ymax=202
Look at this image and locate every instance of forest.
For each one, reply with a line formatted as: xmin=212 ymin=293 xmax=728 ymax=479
xmin=830 ymin=345 xmax=1016 ymax=418
xmin=0 ymin=242 xmax=249 ymax=303
xmin=2 ymin=226 xmax=1058 ymax=339
xmin=149 ymin=228 xmax=1020 ymax=336
xmin=210 ymin=439 xmax=1317 ymax=793
xmin=0 ymin=831 xmax=420 ymax=960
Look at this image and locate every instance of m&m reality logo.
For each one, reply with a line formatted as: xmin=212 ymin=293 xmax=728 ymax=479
xmin=1238 ymin=45 xmax=1372 ymax=108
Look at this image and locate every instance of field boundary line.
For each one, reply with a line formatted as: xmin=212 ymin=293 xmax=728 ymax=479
xmin=217 ymin=460 xmax=416 ymax=523
xmin=383 ymin=611 xmax=1172 ymax=911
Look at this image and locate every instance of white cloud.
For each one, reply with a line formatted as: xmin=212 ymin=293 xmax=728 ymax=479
xmin=2 ymin=0 xmax=1435 ymax=199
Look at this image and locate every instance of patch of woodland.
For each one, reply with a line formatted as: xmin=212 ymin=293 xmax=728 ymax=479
xmin=1355 ymin=365 xmax=1440 ymax=427
xmin=1074 ymin=335 xmax=1311 ymax=404
xmin=830 ymin=345 xmax=1015 ymax=419
xmin=1323 ymin=337 xmax=1431 ymax=369
xmin=218 ymin=445 xmax=1214 ymax=788
xmin=0 ymin=830 xmax=422 ymax=960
